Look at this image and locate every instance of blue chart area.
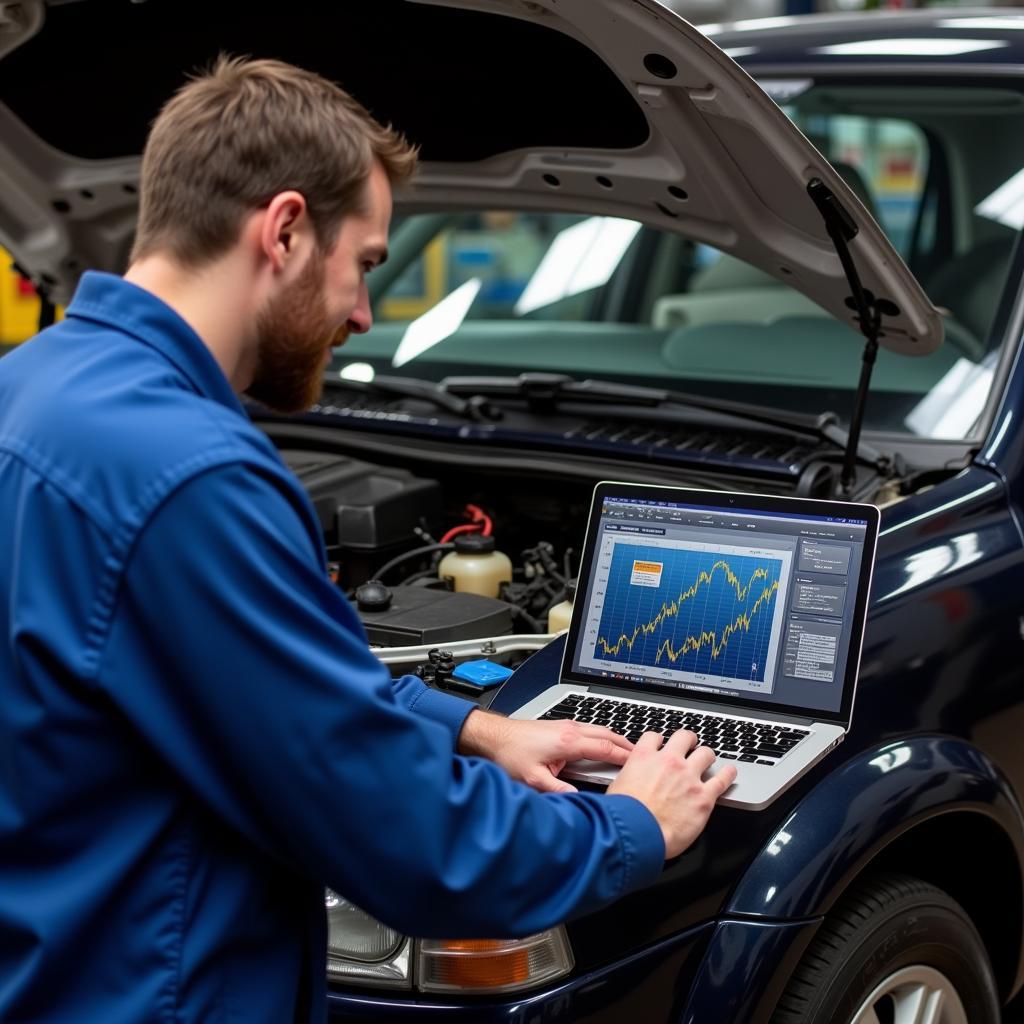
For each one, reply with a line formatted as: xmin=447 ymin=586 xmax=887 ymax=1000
xmin=594 ymin=543 xmax=782 ymax=681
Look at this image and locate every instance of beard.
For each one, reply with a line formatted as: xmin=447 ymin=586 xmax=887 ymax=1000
xmin=246 ymin=250 xmax=343 ymax=414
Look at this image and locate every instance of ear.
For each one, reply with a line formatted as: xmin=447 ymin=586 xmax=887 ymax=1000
xmin=258 ymin=190 xmax=315 ymax=274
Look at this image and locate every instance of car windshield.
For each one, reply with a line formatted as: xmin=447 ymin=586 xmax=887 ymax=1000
xmin=339 ymin=80 xmax=1024 ymax=441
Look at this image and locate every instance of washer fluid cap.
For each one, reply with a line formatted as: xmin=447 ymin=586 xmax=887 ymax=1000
xmin=452 ymin=660 xmax=515 ymax=688
xmin=355 ymin=579 xmax=393 ymax=612
xmin=453 ymin=532 xmax=496 ymax=554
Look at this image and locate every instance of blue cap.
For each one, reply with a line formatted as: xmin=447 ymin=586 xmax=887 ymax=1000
xmin=451 ymin=660 xmax=515 ymax=688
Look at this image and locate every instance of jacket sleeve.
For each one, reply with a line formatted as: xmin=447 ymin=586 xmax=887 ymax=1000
xmin=95 ymin=461 xmax=664 ymax=938
xmin=389 ymin=672 xmax=476 ymax=746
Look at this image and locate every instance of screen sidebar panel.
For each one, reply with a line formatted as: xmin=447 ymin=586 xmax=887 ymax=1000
xmin=561 ymin=486 xmax=878 ymax=725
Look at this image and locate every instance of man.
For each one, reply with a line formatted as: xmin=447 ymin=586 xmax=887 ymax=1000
xmin=0 ymin=58 xmax=735 ymax=1022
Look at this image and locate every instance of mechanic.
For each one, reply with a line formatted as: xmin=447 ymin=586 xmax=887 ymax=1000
xmin=0 ymin=58 xmax=736 ymax=1022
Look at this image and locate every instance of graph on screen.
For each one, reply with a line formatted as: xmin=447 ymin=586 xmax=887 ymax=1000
xmin=594 ymin=543 xmax=782 ymax=681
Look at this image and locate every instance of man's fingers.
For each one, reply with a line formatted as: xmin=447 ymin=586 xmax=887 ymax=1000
xmin=633 ymin=731 xmax=665 ymax=752
xmin=664 ymin=729 xmax=699 ymax=753
xmin=710 ymin=763 xmax=738 ymax=795
xmin=576 ymin=724 xmax=634 ymax=754
xmin=686 ymin=744 xmax=717 ymax=773
xmin=573 ymin=735 xmax=631 ymax=766
xmin=532 ymin=772 xmax=579 ymax=794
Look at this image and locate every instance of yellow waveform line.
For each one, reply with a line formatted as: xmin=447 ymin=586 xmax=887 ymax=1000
xmin=653 ymin=580 xmax=779 ymax=664
xmin=597 ymin=559 xmax=775 ymax=658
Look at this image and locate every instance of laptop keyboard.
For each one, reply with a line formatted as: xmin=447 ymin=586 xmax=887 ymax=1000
xmin=539 ymin=693 xmax=810 ymax=765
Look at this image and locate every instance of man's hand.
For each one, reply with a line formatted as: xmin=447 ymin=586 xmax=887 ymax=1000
xmin=458 ymin=709 xmax=633 ymax=793
xmin=608 ymin=730 xmax=736 ymax=859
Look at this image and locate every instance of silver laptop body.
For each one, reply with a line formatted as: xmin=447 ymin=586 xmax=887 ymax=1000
xmin=511 ymin=482 xmax=879 ymax=810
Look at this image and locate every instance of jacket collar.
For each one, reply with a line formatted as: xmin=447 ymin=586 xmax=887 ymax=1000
xmin=66 ymin=270 xmax=246 ymax=417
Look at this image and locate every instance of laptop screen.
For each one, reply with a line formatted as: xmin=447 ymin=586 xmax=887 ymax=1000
xmin=562 ymin=484 xmax=879 ymax=725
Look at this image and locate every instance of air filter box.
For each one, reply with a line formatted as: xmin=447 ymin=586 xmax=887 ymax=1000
xmin=282 ymin=451 xmax=442 ymax=551
xmin=356 ymin=585 xmax=513 ymax=647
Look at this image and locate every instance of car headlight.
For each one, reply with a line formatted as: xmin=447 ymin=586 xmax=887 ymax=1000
xmin=325 ymin=890 xmax=412 ymax=988
xmin=325 ymin=891 xmax=574 ymax=994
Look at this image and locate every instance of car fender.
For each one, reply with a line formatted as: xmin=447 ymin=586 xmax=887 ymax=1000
xmin=679 ymin=917 xmax=821 ymax=1024
xmin=726 ymin=734 xmax=1024 ymax=921
xmin=680 ymin=735 xmax=1024 ymax=1018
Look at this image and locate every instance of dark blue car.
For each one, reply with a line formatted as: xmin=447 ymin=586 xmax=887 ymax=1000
xmin=3 ymin=1 xmax=1024 ymax=1021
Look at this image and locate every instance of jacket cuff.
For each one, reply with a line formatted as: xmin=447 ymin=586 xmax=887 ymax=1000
xmin=603 ymin=794 xmax=666 ymax=892
xmin=404 ymin=678 xmax=476 ymax=746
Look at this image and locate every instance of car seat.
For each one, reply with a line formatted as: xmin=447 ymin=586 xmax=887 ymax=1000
xmin=651 ymin=162 xmax=879 ymax=329
xmin=923 ymin=234 xmax=1016 ymax=349
xmin=659 ymin=314 xmax=960 ymax=392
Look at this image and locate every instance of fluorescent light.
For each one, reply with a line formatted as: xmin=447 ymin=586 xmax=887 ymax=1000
xmin=881 ymin=534 xmax=979 ymax=602
xmin=882 ymin=544 xmax=954 ymax=601
xmin=723 ymin=47 xmax=758 ymax=59
xmin=514 ymin=217 xmax=642 ymax=317
xmin=880 ymin=482 xmax=996 ymax=538
xmin=868 ymin=746 xmax=912 ymax=773
xmin=391 ymin=278 xmax=482 ymax=368
xmin=904 ymin=355 xmax=995 ymax=438
xmin=976 ymin=167 xmax=1024 ymax=230
xmin=814 ymin=38 xmax=1009 ymax=56
xmin=731 ymin=16 xmax=801 ymax=31
xmin=757 ymin=79 xmax=814 ymax=104
xmin=338 ymin=362 xmax=375 ymax=383
xmin=941 ymin=17 xmax=1024 ymax=30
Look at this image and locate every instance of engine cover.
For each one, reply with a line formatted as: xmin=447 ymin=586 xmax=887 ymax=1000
xmin=281 ymin=450 xmax=442 ymax=552
xmin=357 ymin=585 xmax=513 ymax=647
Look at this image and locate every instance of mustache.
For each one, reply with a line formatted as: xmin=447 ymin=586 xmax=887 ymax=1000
xmin=330 ymin=324 xmax=351 ymax=347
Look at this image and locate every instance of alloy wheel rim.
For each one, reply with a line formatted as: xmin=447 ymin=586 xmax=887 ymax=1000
xmin=849 ymin=965 xmax=968 ymax=1024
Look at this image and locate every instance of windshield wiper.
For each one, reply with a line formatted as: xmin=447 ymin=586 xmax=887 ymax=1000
xmin=441 ymin=372 xmax=886 ymax=468
xmin=321 ymin=372 xmax=501 ymax=423
xmin=321 ymin=370 xmax=887 ymax=471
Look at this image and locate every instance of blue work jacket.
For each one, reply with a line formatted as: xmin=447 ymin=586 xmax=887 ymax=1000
xmin=0 ymin=272 xmax=663 ymax=1023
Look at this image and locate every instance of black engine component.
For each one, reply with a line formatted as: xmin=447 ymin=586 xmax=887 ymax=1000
xmin=415 ymin=648 xmax=457 ymax=687
xmin=358 ymin=585 xmax=513 ymax=646
xmin=281 ymin=451 xmax=442 ymax=587
xmin=354 ymin=579 xmax=393 ymax=612
xmin=280 ymin=448 xmax=579 ymax=643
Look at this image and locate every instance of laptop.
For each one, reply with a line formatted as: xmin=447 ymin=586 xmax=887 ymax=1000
xmin=511 ymin=481 xmax=880 ymax=810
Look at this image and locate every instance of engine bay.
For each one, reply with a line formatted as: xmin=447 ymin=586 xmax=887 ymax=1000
xmin=279 ymin=444 xmax=590 ymax=689
xmin=262 ymin=390 xmax=945 ymax=693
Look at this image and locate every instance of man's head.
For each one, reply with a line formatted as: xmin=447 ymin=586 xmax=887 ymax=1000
xmin=131 ymin=56 xmax=416 ymax=411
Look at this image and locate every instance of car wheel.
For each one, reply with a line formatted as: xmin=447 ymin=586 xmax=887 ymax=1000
xmin=772 ymin=872 xmax=999 ymax=1024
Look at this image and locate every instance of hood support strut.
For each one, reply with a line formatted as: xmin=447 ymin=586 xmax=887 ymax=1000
xmin=807 ymin=178 xmax=883 ymax=498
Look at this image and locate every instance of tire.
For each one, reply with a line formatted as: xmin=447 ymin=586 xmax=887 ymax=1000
xmin=772 ymin=872 xmax=1000 ymax=1024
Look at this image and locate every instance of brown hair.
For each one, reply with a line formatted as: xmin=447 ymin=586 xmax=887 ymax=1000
xmin=130 ymin=55 xmax=417 ymax=266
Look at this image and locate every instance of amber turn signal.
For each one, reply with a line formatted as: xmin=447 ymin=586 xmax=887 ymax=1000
xmin=417 ymin=929 xmax=573 ymax=994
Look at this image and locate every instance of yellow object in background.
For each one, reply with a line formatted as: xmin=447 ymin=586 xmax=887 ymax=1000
xmin=378 ymin=236 xmax=446 ymax=321
xmin=0 ymin=247 xmax=62 ymax=345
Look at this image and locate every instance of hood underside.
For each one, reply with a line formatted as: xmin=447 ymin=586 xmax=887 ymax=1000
xmin=0 ymin=0 xmax=942 ymax=354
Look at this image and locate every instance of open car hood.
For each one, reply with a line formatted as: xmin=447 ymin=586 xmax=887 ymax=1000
xmin=0 ymin=0 xmax=941 ymax=354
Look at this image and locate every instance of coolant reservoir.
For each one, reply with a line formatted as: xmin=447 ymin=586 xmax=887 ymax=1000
xmin=547 ymin=579 xmax=576 ymax=634
xmin=438 ymin=533 xmax=512 ymax=599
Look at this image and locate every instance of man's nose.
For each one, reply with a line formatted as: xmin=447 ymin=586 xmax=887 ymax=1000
xmin=347 ymin=283 xmax=373 ymax=335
